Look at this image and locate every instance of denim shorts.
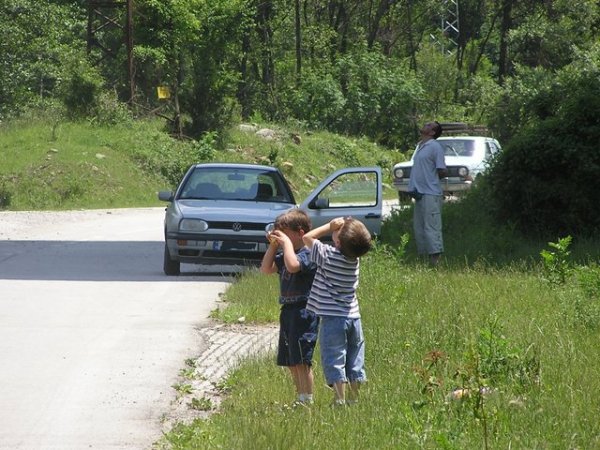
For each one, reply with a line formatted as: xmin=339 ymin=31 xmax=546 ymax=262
xmin=319 ymin=316 xmax=367 ymax=385
xmin=277 ymin=303 xmax=319 ymax=367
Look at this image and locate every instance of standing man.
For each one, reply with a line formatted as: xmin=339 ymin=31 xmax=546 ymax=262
xmin=408 ymin=121 xmax=447 ymax=266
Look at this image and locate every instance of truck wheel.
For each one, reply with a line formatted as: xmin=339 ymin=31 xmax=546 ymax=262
xmin=163 ymin=243 xmax=180 ymax=275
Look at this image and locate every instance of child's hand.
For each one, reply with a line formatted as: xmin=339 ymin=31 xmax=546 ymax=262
xmin=267 ymin=230 xmax=291 ymax=247
xmin=266 ymin=230 xmax=279 ymax=246
xmin=330 ymin=217 xmax=346 ymax=231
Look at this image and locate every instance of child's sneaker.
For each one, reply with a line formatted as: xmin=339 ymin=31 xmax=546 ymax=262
xmin=292 ymin=400 xmax=311 ymax=409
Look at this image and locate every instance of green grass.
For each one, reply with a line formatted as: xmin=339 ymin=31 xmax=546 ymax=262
xmin=223 ymin=123 xmax=400 ymax=200
xmin=169 ymin=249 xmax=600 ymax=449
xmin=0 ymin=119 xmax=170 ymax=209
xmin=383 ymin=185 xmax=600 ymax=267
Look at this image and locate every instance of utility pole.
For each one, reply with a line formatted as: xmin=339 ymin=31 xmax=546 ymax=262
xmin=87 ymin=0 xmax=135 ymax=103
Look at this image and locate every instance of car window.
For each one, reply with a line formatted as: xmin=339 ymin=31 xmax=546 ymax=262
xmin=300 ymin=167 xmax=382 ymax=236
xmin=316 ymin=172 xmax=378 ymax=207
xmin=440 ymin=139 xmax=474 ymax=157
xmin=485 ymin=143 xmax=492 ymax=158
xmin=179 ymin=167 xmax=294 ymax=202
xmin=489 ymin=142 xmax=500 ymax=155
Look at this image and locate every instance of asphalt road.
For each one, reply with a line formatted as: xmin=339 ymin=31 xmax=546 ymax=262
xmin=0 ymin=208 xmax=232 ymax=450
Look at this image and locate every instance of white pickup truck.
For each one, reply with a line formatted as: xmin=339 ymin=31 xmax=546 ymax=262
xmin=392 ymin=136 xmax=502 ymax=201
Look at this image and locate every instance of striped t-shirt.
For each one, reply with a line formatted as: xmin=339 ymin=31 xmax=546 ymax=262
xmin=306 ymin=240 xmax=361 ymax=318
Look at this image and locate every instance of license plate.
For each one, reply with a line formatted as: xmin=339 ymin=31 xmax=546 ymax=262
xmin=222 ymin=242 xmax=258 ymax=251
xmin=211 ymin=241 xmax=258 ymax=251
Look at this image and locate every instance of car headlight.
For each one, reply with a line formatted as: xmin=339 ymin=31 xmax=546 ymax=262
xmin=265 ymin=222 xmax=275 ymax=233
xmin=179 ymin=219 xmax=209 ymax=232
xmin=458 ymin=167 xmax=469 ymax=177
xmin=394 ymin=168 xmax=404 ymax=178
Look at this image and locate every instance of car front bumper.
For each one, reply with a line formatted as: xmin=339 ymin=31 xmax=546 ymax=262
xmin=393 ymin=177 xmax=473 ymax=194
xmin=165 ymin=232 xmax=270 ymax=265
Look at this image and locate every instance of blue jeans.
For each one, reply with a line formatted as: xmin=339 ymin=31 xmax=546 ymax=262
xmin=319 ymin=316 xmax=367 ymax=385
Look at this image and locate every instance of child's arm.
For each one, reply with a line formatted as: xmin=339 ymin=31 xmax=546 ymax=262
xmin=279 ymin=233 xmax=301 ymax=273
xmin=259 ymin=232 xmax=279 ymax=274
xmin=302 ymin=217 xmax=345 ymax=249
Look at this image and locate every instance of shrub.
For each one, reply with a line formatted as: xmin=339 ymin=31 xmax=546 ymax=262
xmin=287 ymin=70 xmax=346 ymax=130
xmin=540 ymin=236 xmax=573 ymax=287
xmin=561 ymin=263 xmax=600 ymax=330
xmin=0 ymin=181 xmax=12 ymax=209
xmin=487 ymin=71 xmax=600 ymax=236
xmin=61 ymin=62 xmax=104 ymax=118
xmin=287 ymin=49 xmax=422 ymax=149
xmin=92 ymin=92 xmax=133 ymax=126
xmin=339 ymin=50 xmax=422 ymax=149
xmin=192 ymin=132 xmax=217 ymax=162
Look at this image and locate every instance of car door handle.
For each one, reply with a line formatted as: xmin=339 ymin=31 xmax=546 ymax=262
xmin=364 ymin=213 xmax=381 ymax=219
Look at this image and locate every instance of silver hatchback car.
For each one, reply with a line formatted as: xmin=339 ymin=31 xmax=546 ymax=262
xmin=158 ymin=163 xmax=383 ymax=275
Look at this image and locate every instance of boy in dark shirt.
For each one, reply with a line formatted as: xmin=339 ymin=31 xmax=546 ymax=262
xmin=260 ymin=209 xmax=318 ymax=405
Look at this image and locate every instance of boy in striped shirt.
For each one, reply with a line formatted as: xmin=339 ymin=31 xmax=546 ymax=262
xmin=302 ymin=217 xmax=372 ymax=406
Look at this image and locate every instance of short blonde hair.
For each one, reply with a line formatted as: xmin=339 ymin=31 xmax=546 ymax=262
xmin=338 ymin=218 xmax=372 ymax=258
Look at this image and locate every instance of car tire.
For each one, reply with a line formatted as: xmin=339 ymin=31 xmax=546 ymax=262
xmin=163 ymin=243 xmax=181 ymax=276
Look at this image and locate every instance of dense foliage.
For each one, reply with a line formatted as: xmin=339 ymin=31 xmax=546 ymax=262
xmin=2 ymin=1 xmax=598 ymax=141
xmin=487 ymin=51 xmax=600 ymax=236
xmin=0 ymin=2 xmax=86 ymax=118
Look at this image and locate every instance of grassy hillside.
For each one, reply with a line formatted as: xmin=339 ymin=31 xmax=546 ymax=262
xmin=0 ymin=119 xmax=170 ymax=209
xmin=0 ymin=116 xmax=401 ymax=211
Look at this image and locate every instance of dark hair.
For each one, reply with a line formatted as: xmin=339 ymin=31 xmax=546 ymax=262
xmin=433 ymin=121 xmax=443 ymax=139
xmin=338 ymin=218 xmax=372 ymax=258
xmin=275 ymin=208 xmax=312 ymax=233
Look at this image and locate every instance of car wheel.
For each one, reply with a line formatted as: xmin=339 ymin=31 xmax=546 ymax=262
xmin=163 ymin=243 xmax=180 ymax=276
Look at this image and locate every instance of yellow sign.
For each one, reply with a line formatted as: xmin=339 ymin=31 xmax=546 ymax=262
xmin=157 ymin=86 xmax=171 ymax=99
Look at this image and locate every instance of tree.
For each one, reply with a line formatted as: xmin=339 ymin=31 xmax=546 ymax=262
xmin=0 ymin=1 xmax=85 ymax=118
xmin=497 ymin=0 xmax=514 ymax=84
xmin=133 ymin=0 xmax=204 ymax=135
xmin=133 ymin=0 xmax=246 ymax=136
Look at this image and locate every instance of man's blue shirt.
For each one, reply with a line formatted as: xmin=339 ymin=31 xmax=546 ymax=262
xmin=408 ymin=139 xmax=446 ymax=196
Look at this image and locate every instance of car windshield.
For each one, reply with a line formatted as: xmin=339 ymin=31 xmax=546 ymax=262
xmin=179 ymin=167 xmax=295 ymax=203
xmin=440 ymin=139 xmax=475 ymax=157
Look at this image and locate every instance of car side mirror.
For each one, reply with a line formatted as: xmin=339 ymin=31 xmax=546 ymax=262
xmin=311 ymin=197 xmax=330 ymax=209
xmin=158 ymin=191 xmax=174 ymax=202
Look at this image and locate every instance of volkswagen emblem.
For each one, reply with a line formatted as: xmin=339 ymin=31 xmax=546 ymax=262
xmin=232 ymin=222 xmax=242 ymax=232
